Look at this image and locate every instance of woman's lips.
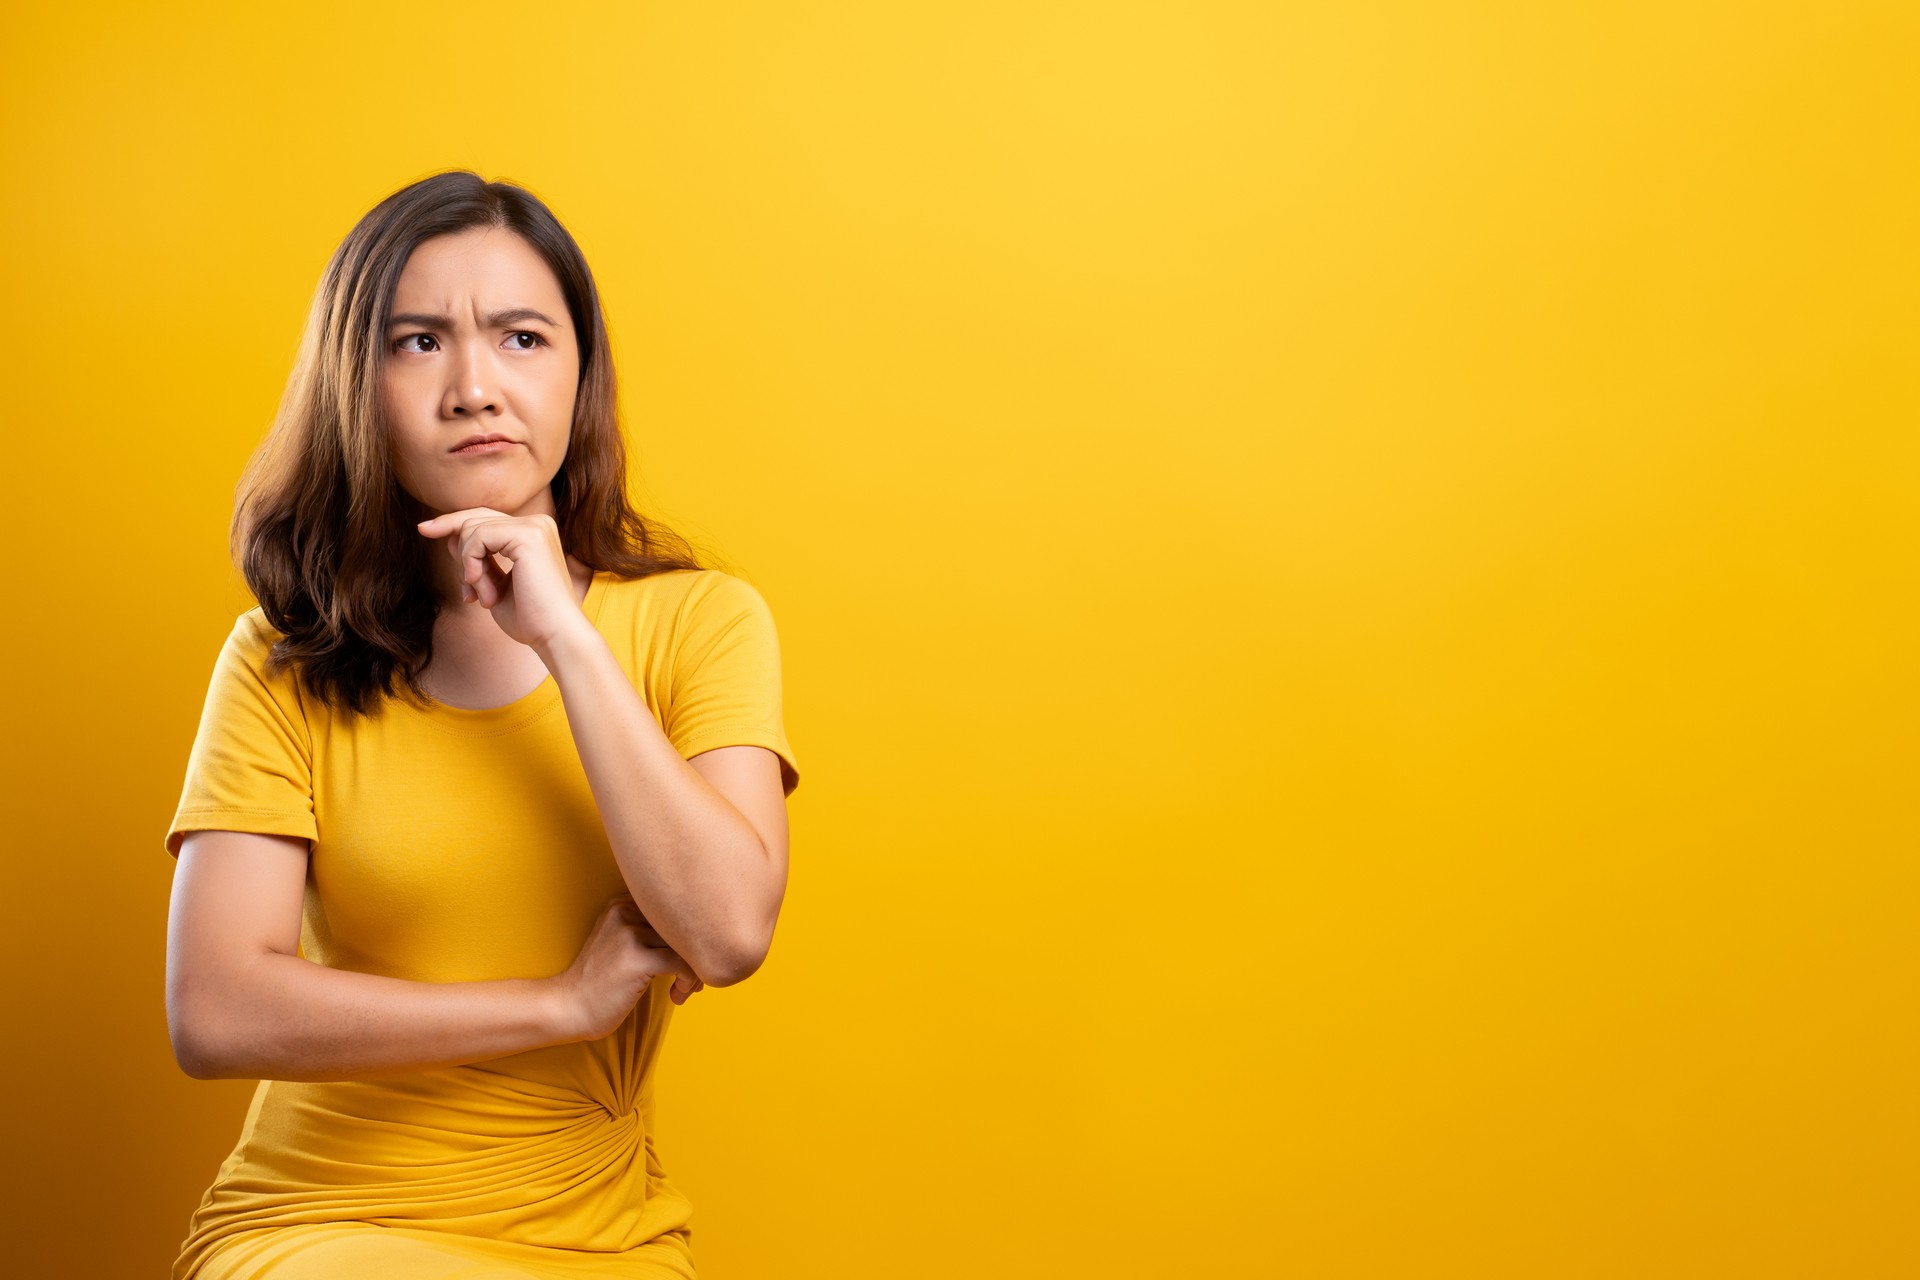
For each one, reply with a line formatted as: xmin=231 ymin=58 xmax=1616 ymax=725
xmin=451 ymin=440 xmax=519 ymax=455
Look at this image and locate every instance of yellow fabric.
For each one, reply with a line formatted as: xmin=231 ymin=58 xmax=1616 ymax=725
xmin=163 ymin=568 xmax=798 ymax=1280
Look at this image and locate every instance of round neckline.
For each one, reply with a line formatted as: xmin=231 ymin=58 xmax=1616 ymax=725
xmin=408 ymin=569 xmax=611 ymax=737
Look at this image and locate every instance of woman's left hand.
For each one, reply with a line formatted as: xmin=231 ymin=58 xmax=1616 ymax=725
xmin=416 ymin=508 xmax=587 ymax=652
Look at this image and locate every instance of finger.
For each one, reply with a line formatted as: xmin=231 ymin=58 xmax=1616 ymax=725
xmin=419 ymin=506 xmax=507 ymax=530
xmin=455 ymin=518 xmax=506 ymax=581
xmin=437 ymin=512 xmax=504 ymax=573
xmin=473 ymin=555 xmax=510 ymax=608
xmin=455 ymin=529 xmax=518 ymax=606
xmin=644 ymin=946 xmax=698 ymax=990
xmin=417 ymin=508 xmax=506 ymax=543
xmin=418 ymin=512 xmax=496 ymax=604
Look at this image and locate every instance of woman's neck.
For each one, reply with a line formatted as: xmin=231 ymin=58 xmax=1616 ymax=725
xmin=417 ymin=555 xmax=594 ymax=708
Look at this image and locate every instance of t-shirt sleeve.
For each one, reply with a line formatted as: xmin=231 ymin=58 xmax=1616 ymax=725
xmin=164 ymin=610 xmax=319 ymax=857
xmin=664 ymin=572 xmax=800 ymax=797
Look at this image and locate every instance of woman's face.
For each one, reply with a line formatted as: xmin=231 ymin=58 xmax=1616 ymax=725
xmin=380 ymin=227 xmax=580 ymax=520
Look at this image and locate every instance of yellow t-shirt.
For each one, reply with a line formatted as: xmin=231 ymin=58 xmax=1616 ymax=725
xmin=163 ymin=567 xmax=798 ymax=1280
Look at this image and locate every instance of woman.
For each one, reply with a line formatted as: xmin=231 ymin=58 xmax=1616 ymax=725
xmin=163 ymin=170 xmax=799 ymax=1279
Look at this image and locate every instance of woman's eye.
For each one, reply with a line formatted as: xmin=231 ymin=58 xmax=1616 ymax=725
xmin=508 ymin=332 xmax=544 ymax=350
xmin=395 ymin=334 xmax=437 ymax=353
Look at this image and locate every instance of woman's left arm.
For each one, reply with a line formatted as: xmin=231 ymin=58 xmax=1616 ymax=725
xmin=419 ymin=509 xmax=789 ymax=989
xmin=539 ymin=624 xmax=789 ymax=989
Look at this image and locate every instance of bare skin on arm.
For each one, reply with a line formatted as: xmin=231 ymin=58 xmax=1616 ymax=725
xmin=165 ymin=829 xmax=702 ymax=1083
xmin=415 ymin=504 xmax=793 ymax=988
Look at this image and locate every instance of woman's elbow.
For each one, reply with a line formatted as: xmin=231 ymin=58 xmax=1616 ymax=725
xmin=173 ymin=1047 xmax=228 ymax=1081
xmin=169 ymin=1022 xmax=223 ymax=1080
xmin=167 ymin=990 xmax=243 ymax=1080
xmin=699 ymin=928 xmax=773 ymax=989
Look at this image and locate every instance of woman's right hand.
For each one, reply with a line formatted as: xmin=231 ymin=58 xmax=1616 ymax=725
xmin=554 ymin=896 xmax=704 ymax=1042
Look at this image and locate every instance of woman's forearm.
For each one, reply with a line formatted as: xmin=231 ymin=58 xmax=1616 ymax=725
xmin=536 ymin=622 xmax=778 ymax=988
xmin=171 ymin=953 xmax=573 ymax=1083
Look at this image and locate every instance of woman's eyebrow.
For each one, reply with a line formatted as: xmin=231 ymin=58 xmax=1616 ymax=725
xmin=387 ymin=308 xmax=563 ymax=330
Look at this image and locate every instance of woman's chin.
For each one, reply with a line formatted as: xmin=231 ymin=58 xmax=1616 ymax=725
xmin=426 ymin=492 xmax=543 ymax=518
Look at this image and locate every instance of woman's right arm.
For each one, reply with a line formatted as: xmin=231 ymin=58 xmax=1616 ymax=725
xmin=165 ymin=830 xmax=700 ymax=1082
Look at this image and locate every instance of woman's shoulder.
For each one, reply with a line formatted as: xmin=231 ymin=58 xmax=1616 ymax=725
xmin=201 ymin=604 xmax=287 ymax=673
xmin=190 ymin=603 xmax=320 ymax=744
xmin=601 ymin=567 xmax=768 ymax=613
xmin=229 ymin=604 xmax=283 ymax=646
xmin=218 ymin=606 xmax=313 ymax=689
xmin=598 ymin=568 xmax=780 ymax=652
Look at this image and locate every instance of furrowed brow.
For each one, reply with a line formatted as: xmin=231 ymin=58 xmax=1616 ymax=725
xmin=387 ymin=308 xmax=564 ymax=330
xmin=486 ymin=308 xmax=564 ymax=329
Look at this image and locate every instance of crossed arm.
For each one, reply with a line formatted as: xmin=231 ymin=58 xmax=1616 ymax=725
xmin=170 ymin=501 xmax=793 ymax=1082
xmin=167 ymin=703 xmax=789 ymax=1084
xmin=535 ymin=622 xmax=790 ymax=990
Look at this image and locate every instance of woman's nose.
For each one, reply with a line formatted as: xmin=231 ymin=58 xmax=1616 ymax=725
xmin=443 ymin=341 xmax=501 ymax=416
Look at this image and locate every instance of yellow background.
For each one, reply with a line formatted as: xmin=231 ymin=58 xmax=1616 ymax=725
xmin=3 ymin=2 xmax=1915 ymax=1275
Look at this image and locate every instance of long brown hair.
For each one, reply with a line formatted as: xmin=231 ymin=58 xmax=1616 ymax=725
xmin=233 ymin=169 xmax=708 ymax=717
